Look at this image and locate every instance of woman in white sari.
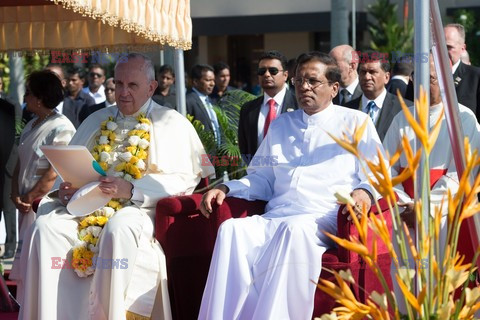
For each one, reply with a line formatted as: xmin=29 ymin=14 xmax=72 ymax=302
xmin=10 ymin=70 xmax=75 ymax=287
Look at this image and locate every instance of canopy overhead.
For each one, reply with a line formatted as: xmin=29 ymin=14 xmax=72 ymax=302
xmin=0 ymin=0 xmax=192 ymax=53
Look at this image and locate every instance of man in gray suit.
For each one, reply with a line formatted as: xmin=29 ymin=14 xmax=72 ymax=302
xmin=186 ymin=64 xmax=220 ymax=143
xmin=345 ymin=52 xmax=410 ymax=141
xmin=238 ymin=50 xmax=298 ymax=162
xmin=329 ymin=45 xmax=363 ymax=106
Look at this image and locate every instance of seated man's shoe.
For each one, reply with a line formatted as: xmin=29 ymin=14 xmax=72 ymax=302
xmin=1 ymin=249 xmax=15 ymax=259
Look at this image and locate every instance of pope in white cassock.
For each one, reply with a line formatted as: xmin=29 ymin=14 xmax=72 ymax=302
xmin=198 ymin=52 xmax=385 ymax=319
xmin=384 ymin=55 xmax=480 ymax=314
xmin=14 ymin=53 xmax=214 ymax=320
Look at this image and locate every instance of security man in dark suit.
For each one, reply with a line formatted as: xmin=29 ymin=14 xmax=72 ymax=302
xmin=238 ymin=50 xmax=298 ymax=163
xmin=329 ymin=45 xmax=363 ymax=106
xmin=444 ymin=23 xmax=480 ymax=121
xmin=186 ymin=64 xmax=220 ymax=142
xmin=64 ymin=66 xmax=95 ymax=128
xmin=387 ymin=60 xmax=413 ymax=98
xmin=345 ymin=51 xmax=410 ymax=141
xmin=0 ymin=97 xmax=17 ymax=258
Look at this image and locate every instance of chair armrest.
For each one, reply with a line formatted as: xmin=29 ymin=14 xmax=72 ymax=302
xmin=336 ymin=198 xmax=393 ymax=263
xmin=155 ymin=195 xmax=266 ymax=259
xmin=155 ymin=194 xmax=204 ymax=249
xmin=156 ymin=194 xmax=204 ymax=218
xmin=209 ymin=197 xmax=267 ymax=231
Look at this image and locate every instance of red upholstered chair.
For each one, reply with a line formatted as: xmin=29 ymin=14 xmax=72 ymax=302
xmin=155 ymin=194 xmax=393 ymax=319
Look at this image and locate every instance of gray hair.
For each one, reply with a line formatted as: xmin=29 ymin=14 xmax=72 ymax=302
xmin=115 ymin=52 xmax=155 ymax=81
xmin=330 ymin=44 xmax=356 ymax=65
xmin=341 ymin=45 xmax=355 ymax=64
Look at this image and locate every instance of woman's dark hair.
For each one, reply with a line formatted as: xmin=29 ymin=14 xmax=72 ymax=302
xmin=27 ymin=70 xmax=64 ymax=109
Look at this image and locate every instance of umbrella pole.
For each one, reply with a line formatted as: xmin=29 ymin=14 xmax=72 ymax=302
xmin=413 ymin=0 xmax=430 ymax=298
xmin=430 ymin=0 xmax=480 ymax=268
xmin=174 ymin=48 xmax=187 ymax=116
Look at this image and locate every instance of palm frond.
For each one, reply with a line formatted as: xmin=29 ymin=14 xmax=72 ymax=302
xmin=189 ymin=90 xmax=256 ymax=180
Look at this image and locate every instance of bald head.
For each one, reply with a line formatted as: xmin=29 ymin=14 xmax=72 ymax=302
xmin=329 ymin=45 xmax=358 ymax=87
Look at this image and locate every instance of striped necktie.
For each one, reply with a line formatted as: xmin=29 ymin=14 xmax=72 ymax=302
xmin=366 ymin=101 xmax=377 ymax=122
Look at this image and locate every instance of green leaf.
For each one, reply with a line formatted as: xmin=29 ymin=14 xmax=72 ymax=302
xmin=188 ymin=89 xmax=256 ymax=180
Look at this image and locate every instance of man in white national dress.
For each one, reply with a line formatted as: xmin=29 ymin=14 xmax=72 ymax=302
xmin=198 ymin=51 xmax=384 ymax=319
xmin=14 ymin=53 xmax=214 ymax=320
xmin=383 ymin=55 xmax=480 ymax=314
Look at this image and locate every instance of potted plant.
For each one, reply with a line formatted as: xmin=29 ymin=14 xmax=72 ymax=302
xmin=318 ymin=88 xmax=480 ymax=319
xmin=189 ymin=89 xmax=257 ymax=184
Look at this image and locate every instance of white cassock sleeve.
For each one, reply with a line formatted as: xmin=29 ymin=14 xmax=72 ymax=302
xmin=429 ymin=106 xmax=480 ymax=209
xmin=224 ymin=131 xmax=275 ymax=201
xmin=354 ymin=116 xmax=385 ymax=200
xmin=383 ymin=105 xmax=480 ymax=214
xmin=132 ymin=106 xmax=215 ymax=208
xmin=383 ymin=115 xmax=413 ymax=205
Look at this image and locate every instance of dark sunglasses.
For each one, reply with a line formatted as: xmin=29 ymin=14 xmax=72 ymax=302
xmin=89 ymin=72 xmax=104 ymax=78
xmin=257 ymin=67 xmax=283 ymax=76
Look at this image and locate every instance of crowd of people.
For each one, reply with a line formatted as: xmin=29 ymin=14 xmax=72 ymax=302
xmin=0 ymin=21 xmax=479 ymax=319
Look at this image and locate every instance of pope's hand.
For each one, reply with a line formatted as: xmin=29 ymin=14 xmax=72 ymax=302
xmin=59 ymin=182 xmax=79 ymax=206
xmin=98 ymin=176 xmax=133 ymax=199
xmin=341 ymin=188 xmax=372 ymax=221
xmin=200 ymin=184 xmax=229 ymax=219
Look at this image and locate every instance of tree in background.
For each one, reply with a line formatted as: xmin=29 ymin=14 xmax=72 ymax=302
xmin=367 ymin=0 xmax=414 ymax=59
xmin=0 ymin=53 xmax=49 ymax=95
xmin=452 ymin=9 xmax=480 ymax=67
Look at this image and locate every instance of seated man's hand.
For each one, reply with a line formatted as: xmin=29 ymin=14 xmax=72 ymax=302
xmin=98 ymin=176 xmax=133 ymax=199
xmin=398 ymin=202 xmax=415 ymax=229
xmin=341 ymin=188 xmax=372 ymax=221
xmin=12 ymin=195 xmax=31 ymax=214
xmin=59 ymin=182 xmax=79 ymax=206
xmin=200 ymin=184 xmax=229 ymax=219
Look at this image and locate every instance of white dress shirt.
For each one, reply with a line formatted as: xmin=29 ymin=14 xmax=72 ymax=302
xmin=361 ymin=88 xmax=388 ymax=125
xmin=257 ymin=85 xmax=287 ymax=146
xmin=83 ymin=85 xmax=106 ymax=104
xmin=452 ymin=59 xmax=461 ymax=74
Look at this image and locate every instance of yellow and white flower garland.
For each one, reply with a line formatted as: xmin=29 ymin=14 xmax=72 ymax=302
xmin=72 ymin=114 xmax=151 ymax=277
